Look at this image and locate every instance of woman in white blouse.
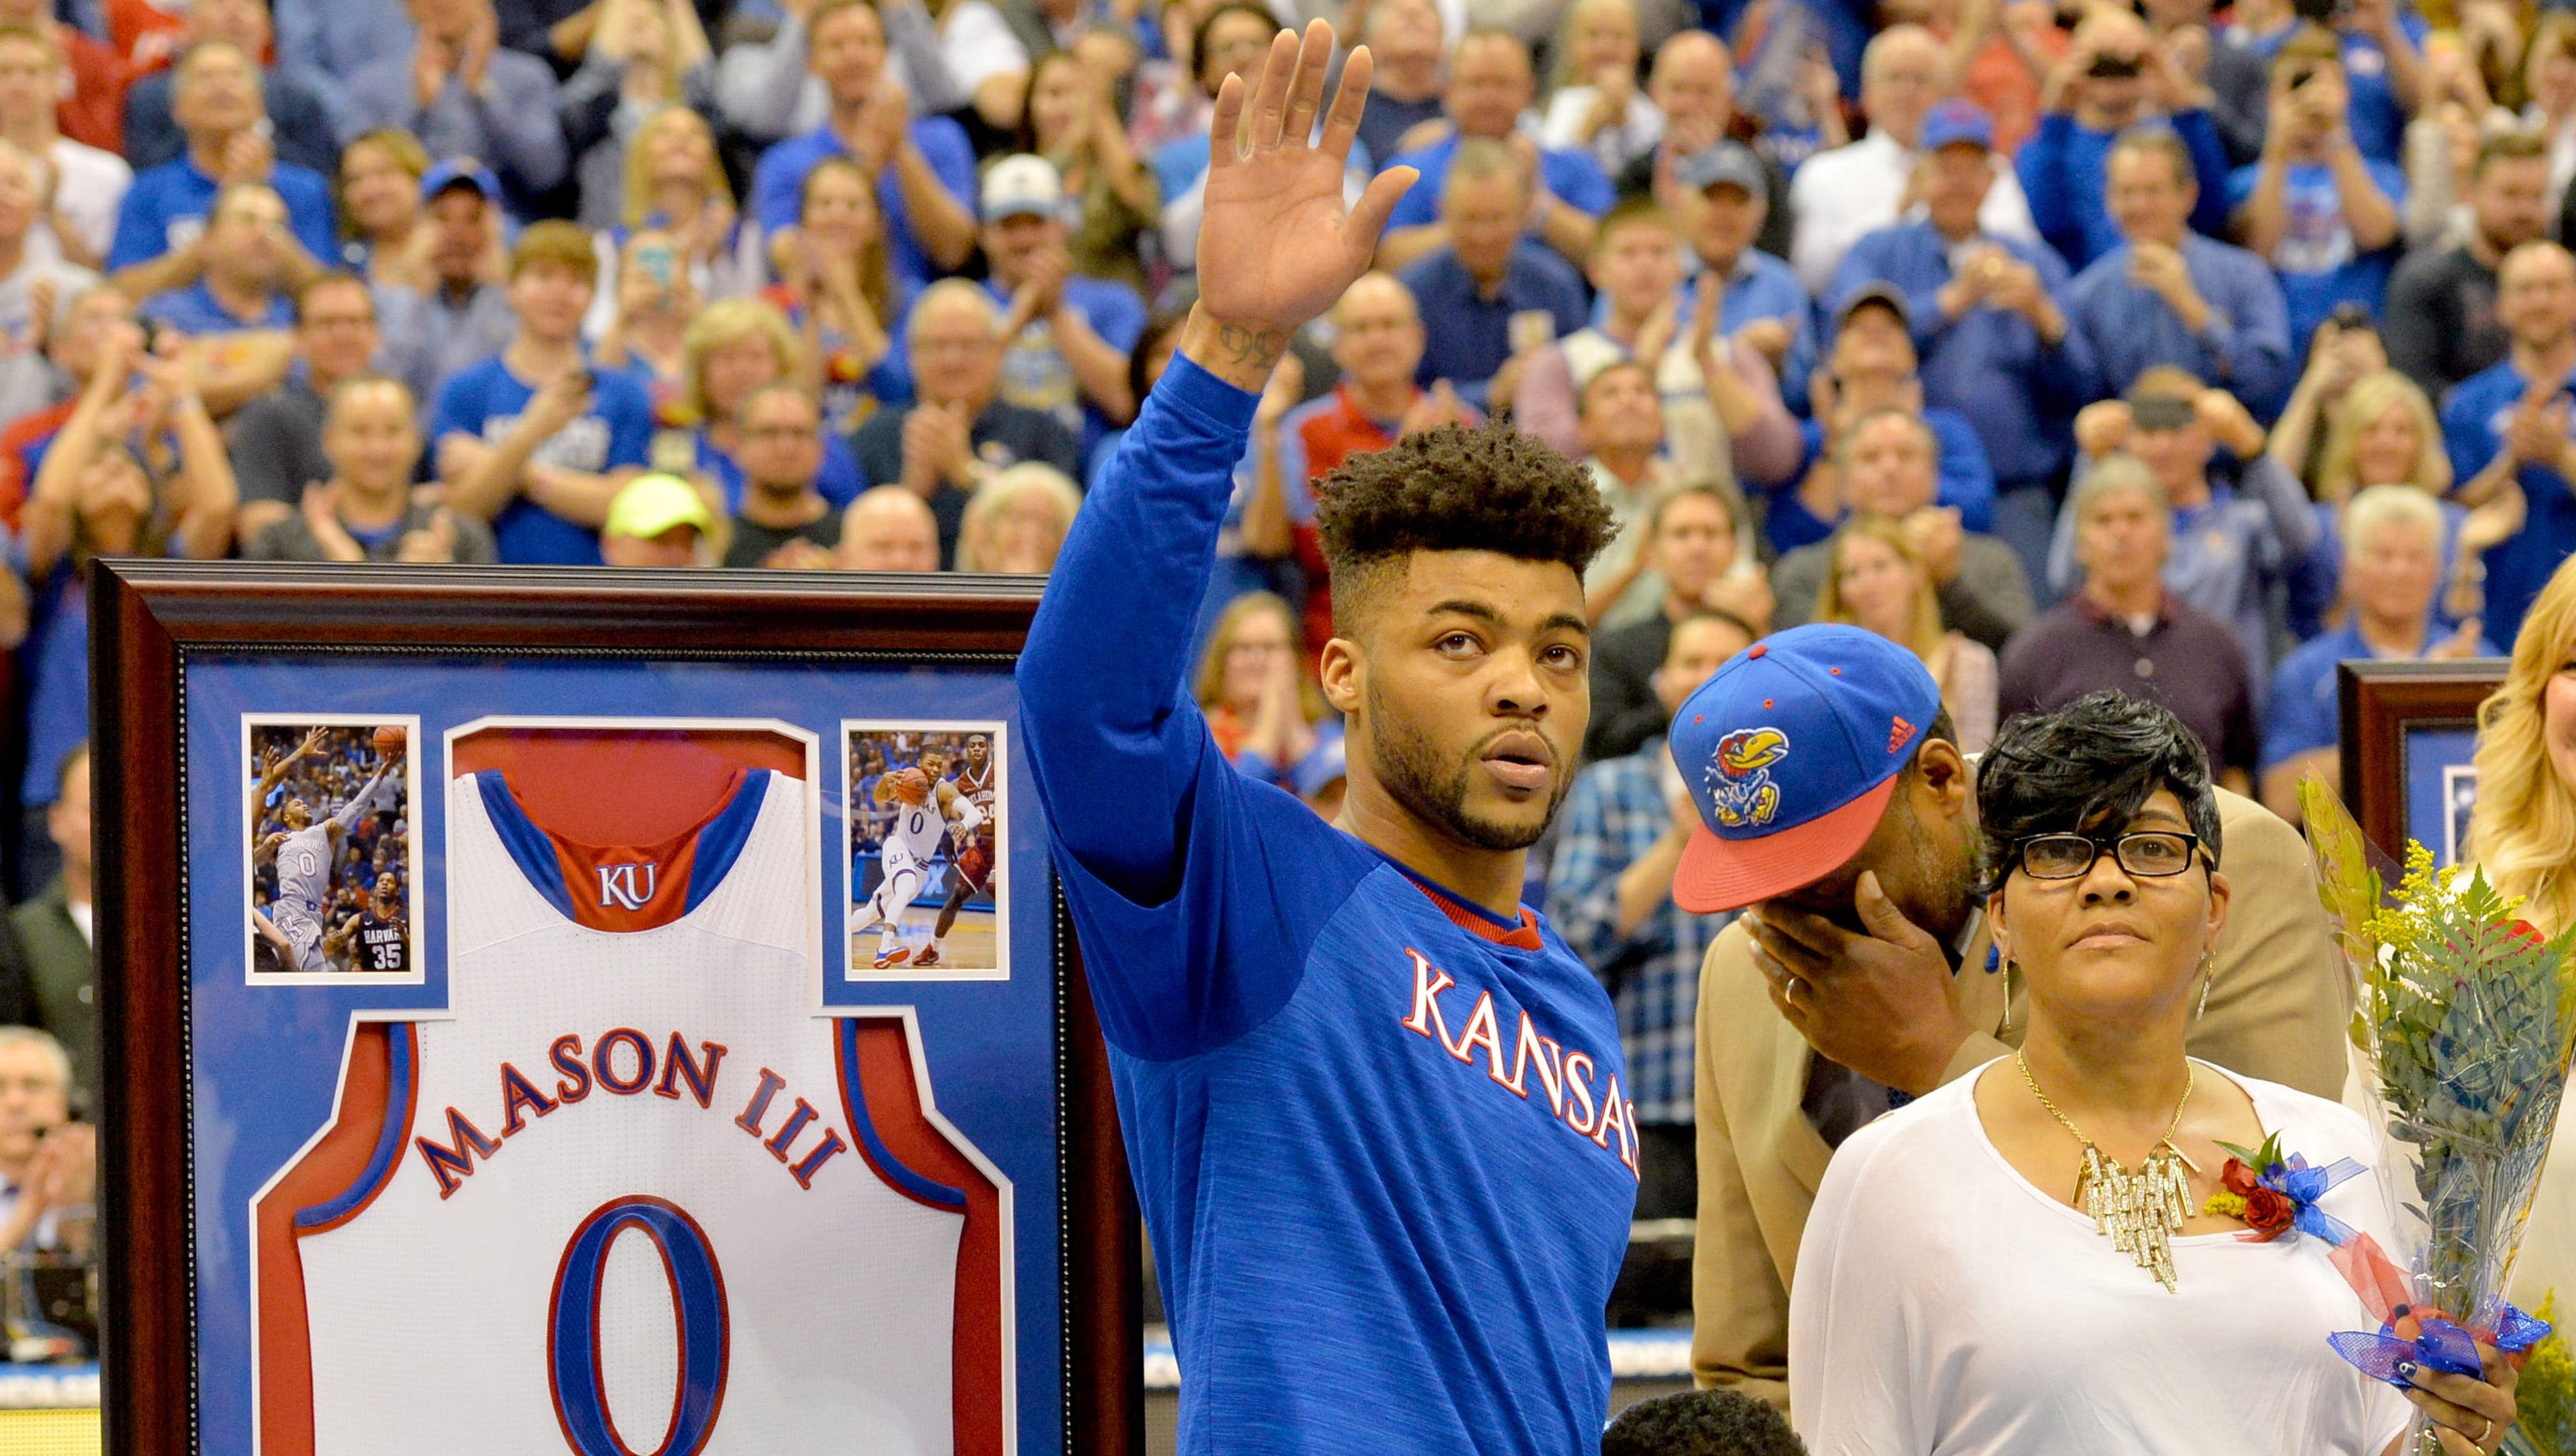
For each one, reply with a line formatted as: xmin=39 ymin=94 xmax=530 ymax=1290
xmin=1789 ymin=691 xmax=2521 ymax=1456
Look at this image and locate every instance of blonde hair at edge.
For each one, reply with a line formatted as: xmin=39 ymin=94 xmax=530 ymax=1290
xmin=2316 ymin=369 xmax=2453 ymax=502
xmin=2467 ymin=554 xmax=2576 ymax=931
xmin=622 ymin=105 xmax=737 ymax=232
xmin=954 ymin=463 xmax=1081 ymax=574
xmin=681 ymin=298 xmax=803 ymax=425
xmin=1814 ymin=516 xmax=1946 ymax=662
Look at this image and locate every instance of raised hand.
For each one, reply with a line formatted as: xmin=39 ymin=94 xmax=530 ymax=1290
xmin=1188 ymin=21 xmax=1415 ymax=389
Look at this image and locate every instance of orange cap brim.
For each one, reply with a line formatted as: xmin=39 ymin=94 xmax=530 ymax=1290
xmin=1671 ymin=772 xmax=1901 ymax=914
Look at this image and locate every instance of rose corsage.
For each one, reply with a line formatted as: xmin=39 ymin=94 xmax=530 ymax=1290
xmin=2199 ymin=1131 xmax=2365 ymax=1244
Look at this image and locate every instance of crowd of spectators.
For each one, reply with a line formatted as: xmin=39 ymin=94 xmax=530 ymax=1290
xmin=0 ymin=0 xmax=2562 ymax=1363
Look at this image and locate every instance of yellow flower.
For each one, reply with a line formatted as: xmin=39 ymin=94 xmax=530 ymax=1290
xmin=2203 ymin=1191 xmax=2248 ymax=1220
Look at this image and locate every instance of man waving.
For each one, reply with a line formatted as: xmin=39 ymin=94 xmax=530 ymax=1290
xmin=1019 ymin=23 xmax=1637 ymax=1454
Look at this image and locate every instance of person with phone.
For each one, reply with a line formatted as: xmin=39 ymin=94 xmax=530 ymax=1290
xmin=2018 ymin=7 xmax=2234 ymax=270
xmin=2225 ymin=26 xmax=2405 ymax=353
xmin=2216 ymin=0 xmax=2427 ymax=166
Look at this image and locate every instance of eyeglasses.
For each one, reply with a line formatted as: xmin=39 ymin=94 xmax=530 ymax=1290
xmin=2012 ymin=831 xmax=2206 ymax=881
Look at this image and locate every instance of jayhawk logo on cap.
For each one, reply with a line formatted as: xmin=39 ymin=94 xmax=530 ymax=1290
xmin=1706 ymin=727 xmax=1790 ymax=828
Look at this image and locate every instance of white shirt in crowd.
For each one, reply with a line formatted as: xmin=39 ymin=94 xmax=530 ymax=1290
xmin=1790 ymin=1060 xmax=2414 ymax=1455
xmin=1786 ymin=130 xmax=2037 ymax=296
xmin=32 ymin=138 xmax=128 ymax=266
xmin=1539 ymin=85 xmax=1664 ymax=177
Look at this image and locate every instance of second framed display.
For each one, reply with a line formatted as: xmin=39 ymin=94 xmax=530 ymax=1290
xmin=96 ymin=563 xmax=1142 ymax=1456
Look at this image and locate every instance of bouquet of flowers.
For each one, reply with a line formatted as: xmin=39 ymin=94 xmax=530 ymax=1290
xmin=2301 ymin=780 xmax=2576 ymax=1451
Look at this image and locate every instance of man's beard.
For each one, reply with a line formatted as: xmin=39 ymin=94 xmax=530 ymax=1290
xmin=1364 ymin=678 xmax=1567 ymax=852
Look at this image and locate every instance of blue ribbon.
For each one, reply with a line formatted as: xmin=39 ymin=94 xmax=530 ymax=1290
xmin=2265 ymin=1155 xmax=2365 ymax=1246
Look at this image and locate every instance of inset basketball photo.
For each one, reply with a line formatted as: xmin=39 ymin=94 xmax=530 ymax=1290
xmin=243 ymin=716 xmax=423 ymax=984
xmin=844 ymin=721 xmax=1008 ymax=980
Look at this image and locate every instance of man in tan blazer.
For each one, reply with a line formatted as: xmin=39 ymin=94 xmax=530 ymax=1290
xmin=1662 ymin=627 xmax=2351 ymax=1409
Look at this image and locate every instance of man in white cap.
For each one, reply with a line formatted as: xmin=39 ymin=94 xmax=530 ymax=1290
xmin=972 ymin=152 xmax=1147 ymax=462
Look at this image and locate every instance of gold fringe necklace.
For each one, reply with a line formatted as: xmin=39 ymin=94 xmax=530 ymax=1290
xmin=2017 ymin=1051 xmax=2198 ymax=1293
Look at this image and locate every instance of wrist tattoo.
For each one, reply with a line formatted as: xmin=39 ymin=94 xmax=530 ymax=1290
xmin=1216 ymin=323 xmax=1286 ymax=373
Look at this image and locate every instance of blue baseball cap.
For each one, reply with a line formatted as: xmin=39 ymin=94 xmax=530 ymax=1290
xmin=420 ymin=158 xmax=501 ymax=204
xmin=1920 ymin=100 xmax=1995 ymax=153
xmin=1667 ymin=624 xmax=1945 ymax=913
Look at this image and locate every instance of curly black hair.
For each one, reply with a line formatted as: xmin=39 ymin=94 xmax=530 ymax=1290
xmin=1600 ymin=1389 xmax=1807 ymax=1456
xmin=1976 ymin=691 xmax=2223 ymax=896
xmin=1313 ymin=419 xmax=1619 ymax=634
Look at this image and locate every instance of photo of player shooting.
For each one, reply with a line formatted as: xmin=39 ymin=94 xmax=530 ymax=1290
xmin=249 ymin=724 xmax=410 ymax=975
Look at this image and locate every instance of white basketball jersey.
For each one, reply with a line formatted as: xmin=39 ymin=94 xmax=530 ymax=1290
xmin=278 ymin=767 xmax=969 ymax=1455
xmin=273 ymin=824 xmax=334 ymax=925
xmin=884 ymin=794 xmax=948 ymax=868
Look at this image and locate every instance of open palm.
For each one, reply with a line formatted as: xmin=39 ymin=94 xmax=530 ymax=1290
xmin=1196 ymin=21 xmax=1415 ymax=335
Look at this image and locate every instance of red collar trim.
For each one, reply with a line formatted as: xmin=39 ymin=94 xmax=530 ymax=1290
xmin=1410 ymin=880 xmax=1546 ymax=951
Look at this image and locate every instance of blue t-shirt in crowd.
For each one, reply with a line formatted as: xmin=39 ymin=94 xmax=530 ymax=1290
xmin=1019 ymin=354 xmax=1637 ymax=1456
xmin=19 ymin=563 xmax=84 ymax=813
xmin=693 ymin=429 xmax=864 ymax=515
xmin=2064 ymin=233 xmax=2295 ymax=417
xmin=2017 ymin=110 xmax=2232 ymax=272
xmin=2221 ymin=14 xmax=2430 ymax=163
xmin=1827 ymin=221 xmax=2094 ymax=489
xmin=2263 ymin=619 xmax=2497 ymax=771
xmin=140 ymin=280 xmax=295 ymax=335
xmin=2225 ymin=158 xmax=2408 ymax=354
xmin=1766 ymin=406 xmax=1997 ymax=554
xmin=746 ymin=119 xmax=977 ymax=306
xmin=427 ymin=357 xmax=655 ymax=565
xmin=1381 ymin=130 xmax=1616 ymax=234
xmin=1397 ymin=242 xmax=1591 ymax=407
xmin=106 ymin=156 xmax=339 ymax=273
xmin=877 ymin=274 xmax=1150 ymax=469
xmin=2443 ymin=358 xmax=2576 ymax=642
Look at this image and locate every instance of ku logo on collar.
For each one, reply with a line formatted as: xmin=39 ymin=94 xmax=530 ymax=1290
xmin=1707 ymin=727 xmax=1789 ymax=828
xmin=597 ymin=861 xmax=661 ymax=911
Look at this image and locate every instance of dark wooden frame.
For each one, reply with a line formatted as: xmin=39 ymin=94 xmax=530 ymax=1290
xmin=2337 ymin=657 xmax=2512 ymax=860
xmin=90 ymin=559 xmax=1141 ymax=1456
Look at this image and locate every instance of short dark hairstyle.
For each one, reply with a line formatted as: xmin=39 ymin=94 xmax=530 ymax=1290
xmin=1314 ymin=421 xmax=1619 ymax=633
xmin=1976 ymin=691 xmax=2222 ymax=895
xmin=1600 ymin=1389 xmax=1806 ymax=1456
xmin=1194 ymin=2 xmax=1279 ymax=88
xmin=292 ymin=270 xmax=374 ymax=326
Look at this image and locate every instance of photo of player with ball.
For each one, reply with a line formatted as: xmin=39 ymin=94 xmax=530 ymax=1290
xmin=844 ymin=722 xmax=1008 ymax=979
xmin=244 ymin=716 xmax=423 ymax=983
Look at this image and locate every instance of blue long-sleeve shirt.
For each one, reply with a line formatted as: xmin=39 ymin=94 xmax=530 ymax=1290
xmin=275 ymin=0 xmax=411 ymax=136
xmin=339 ymin=45 xmax=569 ymax=216
xmin=1828 ymin=221 xmax=2095 ymax=487
xmin=2017 ymin=110 xmax=2232 ymax=271
xmin=1764 ymin=406 xmax=1996 ymax=555
xmin=1018 ymin=354 xmax=1637 ymax=1456
xmin=2442 ymin=358 xmax=2576 ymax=643
xmin=2064 ymin=233 xmax=2293 ymax=417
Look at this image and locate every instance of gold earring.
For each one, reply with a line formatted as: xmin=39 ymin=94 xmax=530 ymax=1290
xmin=2195 ymin=952 xmax=2215 ymax=1021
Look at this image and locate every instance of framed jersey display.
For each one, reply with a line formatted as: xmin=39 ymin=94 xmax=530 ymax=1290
xmin=93 ymin=563 xmax=1143 ymax=1456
